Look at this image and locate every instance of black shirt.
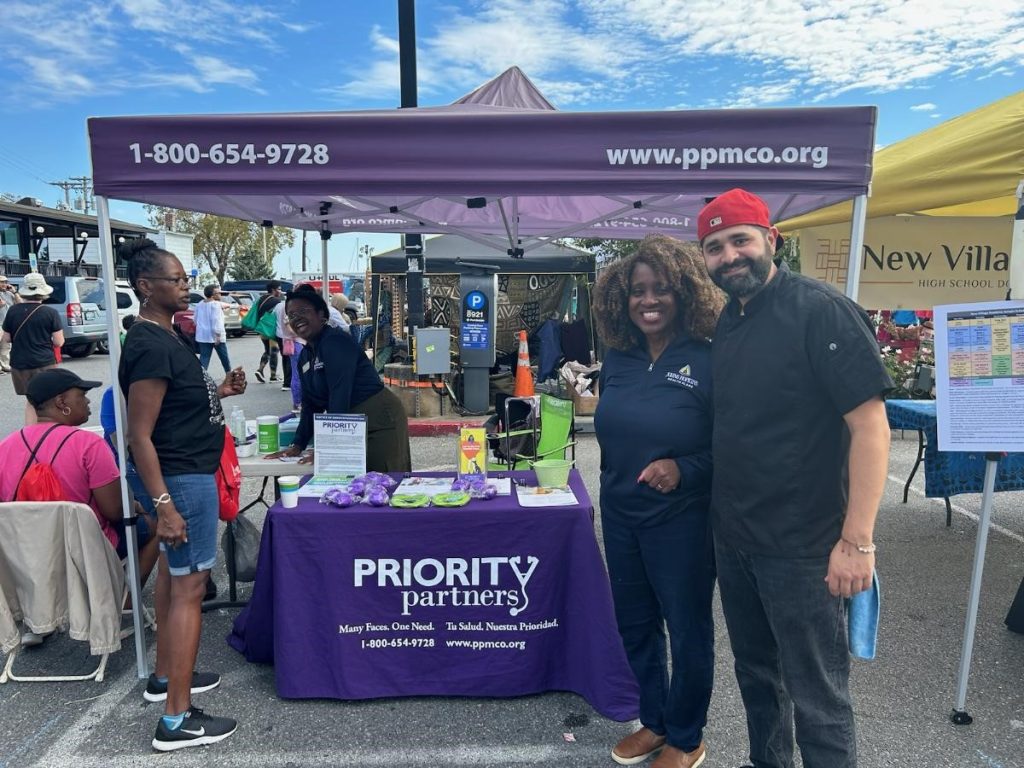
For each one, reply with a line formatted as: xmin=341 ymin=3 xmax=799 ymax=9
xmin=595 ymin=336 xmax=713 ymax=528
xmin=711 ymin=262 xmax=892 ymax=557
xmin=293 ymin=325 xmax=384 ymax=451
xmin=254 ymin=293 xmax=281 ymax=320
xmin=118 ymin=321 xmax=225 ymax=475
xmin=2 ymin=302 xmax=61 ymax=369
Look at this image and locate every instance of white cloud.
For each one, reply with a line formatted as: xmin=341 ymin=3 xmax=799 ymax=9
xmin=910 ymin=103 xmax=937 ymax=111
xmin=330 ymin=0 xmax=1023 ymax=110
xmin=581 ymin=0 xmax=1024 ymax=102
xmin=0 ymin=0 xmax=304 ymax=101
xmin=327 ymin=1 xmax=651 ymax=106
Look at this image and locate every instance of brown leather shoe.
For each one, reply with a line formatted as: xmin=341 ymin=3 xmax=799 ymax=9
xmin=611 ymin=727 xmax=667 ymax=765
xmin=650 ymin=742 xmax=706 ymax=768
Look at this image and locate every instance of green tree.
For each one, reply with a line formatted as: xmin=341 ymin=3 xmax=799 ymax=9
xmin=230 ymin=248 xmax=276 ymax=281
xmin=777 ymin=233 xmax=800 ymax=273
xmin=144 ymin=207 xmax=295 ymax=284
xmin=569 ymin=238 xmax=640 ymax=266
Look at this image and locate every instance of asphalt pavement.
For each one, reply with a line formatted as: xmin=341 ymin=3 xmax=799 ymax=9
xmin=0 ymin=335 xmax=1022 ymax=767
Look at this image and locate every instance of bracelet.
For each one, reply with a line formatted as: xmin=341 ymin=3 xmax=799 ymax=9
xmin=842 ymin=537 xmax=877 ymax=555
xmin=152 ymin=493 xmax=173 ymax=507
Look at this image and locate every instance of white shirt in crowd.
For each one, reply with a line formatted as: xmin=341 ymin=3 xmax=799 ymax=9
xmin=328 ymin=306 xmax=350 ymax=331
xmin=274 ymin=301 xmax=297 ymax=341
xmin=193 ymin=298 xmax=225 ymax=343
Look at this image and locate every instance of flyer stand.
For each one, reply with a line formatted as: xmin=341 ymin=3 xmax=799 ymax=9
xmin=933 ymin=300 xmax=1024 ymax=724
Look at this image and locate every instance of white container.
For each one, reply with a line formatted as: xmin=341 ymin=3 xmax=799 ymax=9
xmin=279 ymin=475 xmax=301 ymax=508
xmin=257 ymin=416 xmax=279 ymax=453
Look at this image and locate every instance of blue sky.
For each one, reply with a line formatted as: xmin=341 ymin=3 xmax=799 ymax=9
xmin=1 ymin=0 xmax=1022 ymax=277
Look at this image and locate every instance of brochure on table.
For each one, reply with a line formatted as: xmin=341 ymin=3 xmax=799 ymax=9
xmin=297 ymin=475 xmax=357 ymax=499
xmin=933 ymin=300 xmax=1024 ymax=452
xmin=516 ymin=485 xmax=579 ymax=507
xmin=312 ymin=413 xmax=367 ymax=483
xmin=393 ymin=476 xmax=513 ymax=497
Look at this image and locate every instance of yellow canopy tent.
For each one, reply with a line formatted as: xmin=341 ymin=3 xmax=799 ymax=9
xmin=780 ymin=90 xmax=1024 ymax=299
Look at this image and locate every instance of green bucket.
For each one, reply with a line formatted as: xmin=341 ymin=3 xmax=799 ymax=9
xmin=532 ymin=459 xmax=572 ymax=488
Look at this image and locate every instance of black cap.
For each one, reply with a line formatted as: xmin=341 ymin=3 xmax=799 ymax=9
xmin=26 ymin=369 xmax=103 ymax=407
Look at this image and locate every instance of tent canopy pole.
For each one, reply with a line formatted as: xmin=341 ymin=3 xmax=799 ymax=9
xmin=1008 ymin=180 xmax=1024 ymax=300
xmin=844 ymin=193 xmax=869 ymax=302
xmin=96 ymin=195 xmax=149 ymax=679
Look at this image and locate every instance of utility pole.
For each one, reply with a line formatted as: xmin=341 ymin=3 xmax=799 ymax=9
xmin=398 ymin=0 xmax=424 ymax=342
xmin=48 ymin=180 xmax=74 ymax=209
xmin=48 ymin=176 xmax=93 ymax=213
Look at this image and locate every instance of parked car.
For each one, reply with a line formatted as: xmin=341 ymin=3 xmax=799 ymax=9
xmin=226 ymin=292 xmax=255 ymax=332
xmin=173 ymin=291 xmax=242 ymax=340
xmin=8 ymin=274 xmax=108 ymax=358
xmin=93 ymin=281 xmax=141 ymax=354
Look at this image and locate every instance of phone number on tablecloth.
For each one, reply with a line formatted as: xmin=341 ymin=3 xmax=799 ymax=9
xmin=360 ymin=637 xmax=435 ymax=649
xmin=128 ymin=143 xmax=330 ymax=165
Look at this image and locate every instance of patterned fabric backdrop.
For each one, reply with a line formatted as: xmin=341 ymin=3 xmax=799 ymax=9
xmin=429 ymin=274 xmax=572 ymax=358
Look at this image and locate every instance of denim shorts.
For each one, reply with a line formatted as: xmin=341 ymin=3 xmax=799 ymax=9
xmin=130 ymin=468 xmax=218 ymax=577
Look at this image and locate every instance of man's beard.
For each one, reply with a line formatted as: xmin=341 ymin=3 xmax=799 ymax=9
xmin=710 ymin=251 xmax=772 ymax=299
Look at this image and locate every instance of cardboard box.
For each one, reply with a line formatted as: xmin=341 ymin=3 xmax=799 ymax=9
xmin=569 ymin=381 xmax=599 ymax=416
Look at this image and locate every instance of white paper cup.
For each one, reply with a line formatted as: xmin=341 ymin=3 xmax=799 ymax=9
xmin=279 ymin=475 xmax=301 ymax=508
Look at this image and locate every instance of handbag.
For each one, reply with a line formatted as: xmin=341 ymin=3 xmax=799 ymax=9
xmin=242 ymin=296 xmax=280 ymax=340
xmin=216 ymin=426 xmax=241 ymax=522
xmin=221 ymin=514 xmax=260 ymax=583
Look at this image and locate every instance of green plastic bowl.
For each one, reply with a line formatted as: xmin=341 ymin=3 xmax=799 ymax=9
xmin=532 ymin=459 xmax=572 ymax=488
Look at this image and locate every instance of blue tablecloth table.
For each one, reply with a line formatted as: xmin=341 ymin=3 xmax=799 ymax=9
xmin=886 ymin=400 xmax=1024 ymax=525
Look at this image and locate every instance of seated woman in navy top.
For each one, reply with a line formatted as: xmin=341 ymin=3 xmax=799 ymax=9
xmin=268 ymin=285 xmax=411 ymax=472
xmin=593 ymin=235 xmax=724 ymax=768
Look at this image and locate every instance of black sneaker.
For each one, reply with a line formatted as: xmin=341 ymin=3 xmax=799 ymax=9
xmin=144 ymin=671 xmax=221 ymax=703
xmin=152 ymin=707 xmax=237 ymax=751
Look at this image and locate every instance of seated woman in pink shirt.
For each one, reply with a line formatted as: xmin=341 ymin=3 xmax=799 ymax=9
xmin=0 ymin=369 xmax=158 ymax=644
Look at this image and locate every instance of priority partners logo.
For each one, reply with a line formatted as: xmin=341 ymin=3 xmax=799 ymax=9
xmin=354 ymin=556 xmax=540 ymax=617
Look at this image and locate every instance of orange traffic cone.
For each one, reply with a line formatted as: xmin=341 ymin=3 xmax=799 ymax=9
xmin=513 ymin=330 xmax=535 ymax=397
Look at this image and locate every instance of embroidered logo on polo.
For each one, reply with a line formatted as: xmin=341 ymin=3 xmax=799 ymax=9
xmin=665 ymin=364 xmax=699 ymax=389
xmin=353 ymin=555 xmax=540 ymax=617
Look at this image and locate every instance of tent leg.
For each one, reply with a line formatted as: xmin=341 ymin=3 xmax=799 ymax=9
xmin=950 ymin=455 xmax=1000 ymax=725
xmin=96 ymin=195 xmax=150 ymax=680
xmin=1008 ymin=180 xmax=1023 ymax=300
xmin=844 ymin=194 xmax=868 ymax=303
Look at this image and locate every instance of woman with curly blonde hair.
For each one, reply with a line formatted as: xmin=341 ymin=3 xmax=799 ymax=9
xmin=593 ymin=235 xmax=723 ymax=768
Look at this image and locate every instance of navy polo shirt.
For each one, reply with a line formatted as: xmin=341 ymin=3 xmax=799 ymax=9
xmin=595 ymin=335 xmax=713 ymax=528
xmin=292 ymin=325 xmax=384 ymax=451
xmin=710 ymin=262 xmax=892 ymax=557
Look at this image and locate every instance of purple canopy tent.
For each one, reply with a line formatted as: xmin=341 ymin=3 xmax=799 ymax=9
xmin=86 ymin=67 xmax=877 ymax=677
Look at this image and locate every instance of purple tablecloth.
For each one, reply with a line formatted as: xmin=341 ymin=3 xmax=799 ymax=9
xmin=228 ymin=470 xmax=640 ymax=721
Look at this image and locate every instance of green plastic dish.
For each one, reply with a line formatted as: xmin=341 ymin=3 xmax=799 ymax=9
xmin=431 ymin=491 xmax=472 ymax=507
xmin=390 ymin=493 xmax=431 ymax=508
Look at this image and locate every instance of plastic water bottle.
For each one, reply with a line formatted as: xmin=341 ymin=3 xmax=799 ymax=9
xmin=230 ymin=406 xmax=246 ymax=444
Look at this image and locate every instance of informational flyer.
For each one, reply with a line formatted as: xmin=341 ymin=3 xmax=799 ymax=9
xmin=394 ymin=476 xmax=456 ymax=498
xmin=314 ymin=414 xmax=367 ymax=477
xmin=516 ymin=485 xmax=579 ymax=508
xmin=934 ymin=301 xmax=1024 ymax=452
xmin=297 ymin=475 xmax=357 ymax=499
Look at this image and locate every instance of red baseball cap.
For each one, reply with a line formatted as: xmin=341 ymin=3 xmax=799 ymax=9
xmin=697 ymin=189 xmax=772 ymax=241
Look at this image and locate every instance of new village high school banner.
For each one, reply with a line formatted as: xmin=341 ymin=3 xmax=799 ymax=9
xmin=799 ymin=216 xmax=1012 ymax=309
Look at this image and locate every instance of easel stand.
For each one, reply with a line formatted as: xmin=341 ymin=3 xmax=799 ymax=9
xmin=950 ymin=453 xmax=1001 ymax=725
